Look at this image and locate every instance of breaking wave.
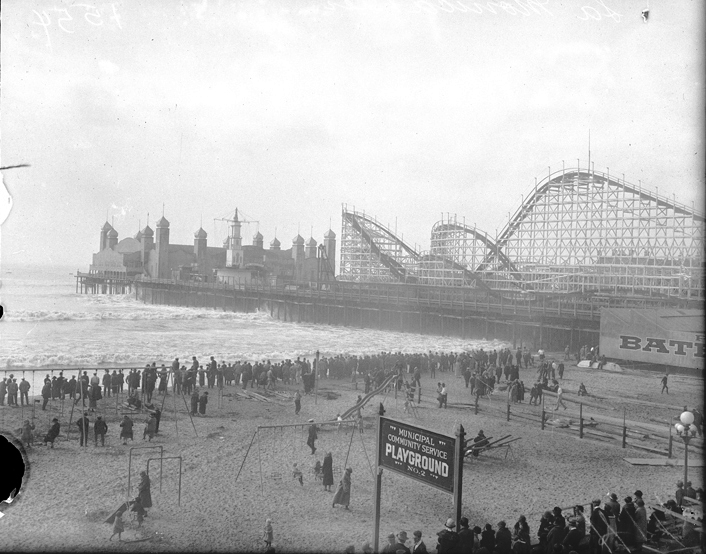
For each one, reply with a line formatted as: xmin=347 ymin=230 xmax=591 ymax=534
xmin=4 ymin=307 xmax=273 ymax=323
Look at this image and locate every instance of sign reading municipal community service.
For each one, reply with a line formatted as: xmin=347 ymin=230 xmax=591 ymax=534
xmin=378 ymin=417 xmax=455 ymax=493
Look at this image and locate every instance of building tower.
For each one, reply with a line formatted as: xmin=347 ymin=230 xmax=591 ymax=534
xmin=100 ymin=221 xmax=112 ymax=251
xmin=270 ymin=237 xmax=281 ymax=251
xmin=253 ymin=231 xmax=264 ymax=249
xmin=194 ymin=227 xmax=208 ymax=276
xmin=324 ymin=229 xmax=336 ymax=274
xmin=305 ymin=237 xmax=317 ymax=259
xmin=107 ymin=228 xmax=118 ymax=249
xmin=141 ymin=225 xmax=154 ymax=270
xmin=292 ymin=234 xmax=305 ymax=263
xmin=227 ymin=209 xmax=243 ymax=268
xmin=155 ymin=216 xmax=170 ymax=279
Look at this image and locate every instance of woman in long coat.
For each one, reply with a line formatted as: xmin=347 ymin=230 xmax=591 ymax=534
xmin=332 ymin=467 xmax=352 ymax=510
xmin=137 ymin=471 xmax=152 ymax=508
xmin=322 ymin=452 xmax=334 ymax=492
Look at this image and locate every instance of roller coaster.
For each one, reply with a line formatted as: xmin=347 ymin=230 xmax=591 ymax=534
xmin=339 ymin=164 xmax=705 ymax=305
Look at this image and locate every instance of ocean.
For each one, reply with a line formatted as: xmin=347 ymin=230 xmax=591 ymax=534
xmin=0 ymin=265 xmax=508 ymax=375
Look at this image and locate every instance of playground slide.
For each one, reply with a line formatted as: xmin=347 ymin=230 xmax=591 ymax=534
xmin=576 ymin=361 xmax=623 ymax=371
xmin=340 ymin=374 xmax=398 ymax=420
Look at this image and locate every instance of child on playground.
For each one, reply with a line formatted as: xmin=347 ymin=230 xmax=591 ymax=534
xmin=314 ymin=460 xmax=322 ymax=480
xmin=109 ymin=511 xmax=124 ymax=541
xmin=263 ymin=518 xmax=274 ymax=548
xmin=292 ymin=463 xmax=303 ymax=486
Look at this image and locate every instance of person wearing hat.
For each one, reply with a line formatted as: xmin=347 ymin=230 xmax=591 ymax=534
xmin=618 ymin=497 xmax=636 ymax=546
xmin=633 ymin=499 xmax=648 ymax=552
xmin=605 ymin=493 xmax=620 ymax=516
xmin=495 ymin=521 xmax=512 ymax=554
xmin=437 ymin=518 xmax=459 ymax=554
xmin=143 ymin=413 xmax=157 ymax=441
xmin=589 ymin=500 xmax=606 ymax=554
xmin=458 ymin=517 xmax=473 ymax=553
xmin=361 ymin=541 xmax=374 ymax=554
xmin=395 ymin=531 xmax=411 ymax=554
xmin=322 ymin=452 xmax=334 ymax=492
xmin=382 ymin=533 xmax=398 ymax=553
xmin=120 ymin=415 xmax=134 ymax=445
xmin=307 ymin=423 xmax=318 ymax=455
xmin=332 ymin=467 xmax=352 ymax=510
xmin=198 ymin=390 xmax=209 ymax=416
xmin=411 ymin=530 xmax=428 ymax=554
xmin=480 ymin=523 xmax=496 ymax=552
xmin=190 ymin=388 xmax=200 ymax=416
xmin=137 ymin=470 xmax=152 ymax=509
xmin=43 ymin=418 xmax=61 ymax=448
xmin=573 ymin=505 xmax=586 ymax=535
xmin=94 ymin=415 xmax=108 ymax=446
xmin=76 ymin=411 xmax=90 ymax=447
xmin=562 ymin=518 xmax=583 ymax=553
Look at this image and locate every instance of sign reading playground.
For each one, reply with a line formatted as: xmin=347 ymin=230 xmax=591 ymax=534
xmin=378 ymin=417 xmax=455 ymax=493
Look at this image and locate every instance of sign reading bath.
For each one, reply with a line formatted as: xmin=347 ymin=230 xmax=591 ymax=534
xmin=378 ymin=416 xmax=456 ymax=493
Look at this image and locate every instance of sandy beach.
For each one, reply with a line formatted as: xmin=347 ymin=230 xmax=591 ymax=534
xmin=1 ymin=354 xmax=702 ymax=553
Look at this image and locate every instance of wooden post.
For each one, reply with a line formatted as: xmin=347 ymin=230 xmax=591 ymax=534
xmin=314 ymin=350 xmax=320 ymax=405
xmin=579 ymin=403 xmax=584 ymax=438
xmin=541 ymin=395 xmax=546 ymax=430
xmin=506 ymin=401 xmax=510 ymax=422
xmin=622 ymin=408 xmax=627 ymax=448
xmin=372 ymin=415 xmax=382 ymax=553
xmin=668 ymin=433 xmax=673 ymax=458
xmin=453 ymin=423 xmax=465 ymax=530
xmin=474 ymin=395 xmax=479 ymax=415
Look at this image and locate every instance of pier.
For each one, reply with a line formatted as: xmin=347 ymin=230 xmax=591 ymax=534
xmin=76 ymin=272 xmax=134 ymax=295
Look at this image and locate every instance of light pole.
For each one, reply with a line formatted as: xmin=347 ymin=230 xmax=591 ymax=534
xmin=675 ymin=410 xmax=694 ymax=484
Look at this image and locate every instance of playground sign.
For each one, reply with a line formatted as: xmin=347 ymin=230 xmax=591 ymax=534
xmin=378 ymin=417 xmax=455 ymax=493
xmin=373 ymin=416 xmax=465 ymax=552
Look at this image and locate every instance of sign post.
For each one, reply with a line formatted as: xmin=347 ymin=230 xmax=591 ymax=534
xmin=373 ymin=416 xmax=464 ymax=551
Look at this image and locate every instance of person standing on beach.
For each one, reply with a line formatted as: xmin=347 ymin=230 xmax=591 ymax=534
xmin=143 ymin=413 xmax=156 ymax=441
xmin=554 ymin=385 xmax=567 ymax=411
xmin=307 ymin=423 xmax=318 ymax=454
xmin=332 ymin=467 xmax=352 ymax=510
xmin=322 ymin=452 xmax=334 ymax=492
xmin=109 ymin=511 xmax=124 ymax=541
xmin=0 ymin=378 xmax=7 ymax=406
xmin=263 ymin=518 xmax=274 ymax=548
xmin=77 ymin=412 xmax=90 ymax=447
xmin=294 ymin=390 xmax=302 ymax=415
xmin=138 ymin=471 xmax=152 ymax=509
xmin=120 ymin=415 xmax=134 ymax=445
xmin=191 ymin=389 xmax=199 ymax=416
xmin=19 ymin=378 xmax=30 ymax=406
xmin=198 ymin=391 xmax=208 ymax=416
xmin=102 ymin=370 xmax=112 ymax=398
xmin=40 ymin=380 xmax=51 ymax=410
xmin=94 ymin=416 xmax=108 ymax=446
xmin=7 ymin=378 xmax=19 ymax=407
xmin=660 ymin=373 xmax=669 ymax=394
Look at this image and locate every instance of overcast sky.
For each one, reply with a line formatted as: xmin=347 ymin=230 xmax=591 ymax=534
xmin=1 ymin=0 xmax=703 ymax=269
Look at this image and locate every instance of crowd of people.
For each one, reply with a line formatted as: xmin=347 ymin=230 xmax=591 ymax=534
xmin=340 ymin=481 xmax=703 ymax=554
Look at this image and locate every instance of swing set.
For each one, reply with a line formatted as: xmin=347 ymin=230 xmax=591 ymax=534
xmin=233 ymin=419 xmax=377 ymax=494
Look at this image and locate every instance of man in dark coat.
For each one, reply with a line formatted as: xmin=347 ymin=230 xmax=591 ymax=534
xmin=137 ymin=471 xmax=152 ymax=508
xmin=76 ymin=412 xmax=90 ymax=447
xmin=94 ymin=415 xmax=108 ymax=446
xmin=307 ymin=423 xmax=318 ymax=454
xmin=191 ymin=389 xmax=199 ymax=416
xmin=102 ymin=370 xmax=112 ymax=398
xmin=411 ymin=530 xmax=428 ymax=554
xmin=198 ymin=391 xmax=208 ymax=415
xmin=495 ymin=521 xmax=512 ymax=554
xmin=44 ymin=418 xmax=61 ymax=448
xmin=457 ymin=517 xmax=474 ymax=552
xmin=41 ymin=381 xmax=52 ymax=410
xmin=619 ymin=497 xmax=636 ymax=546
xmin=589 ymin=500 xmax=607 ymax=554
xmin=120 ymin=415 xmax=134 ymax=445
